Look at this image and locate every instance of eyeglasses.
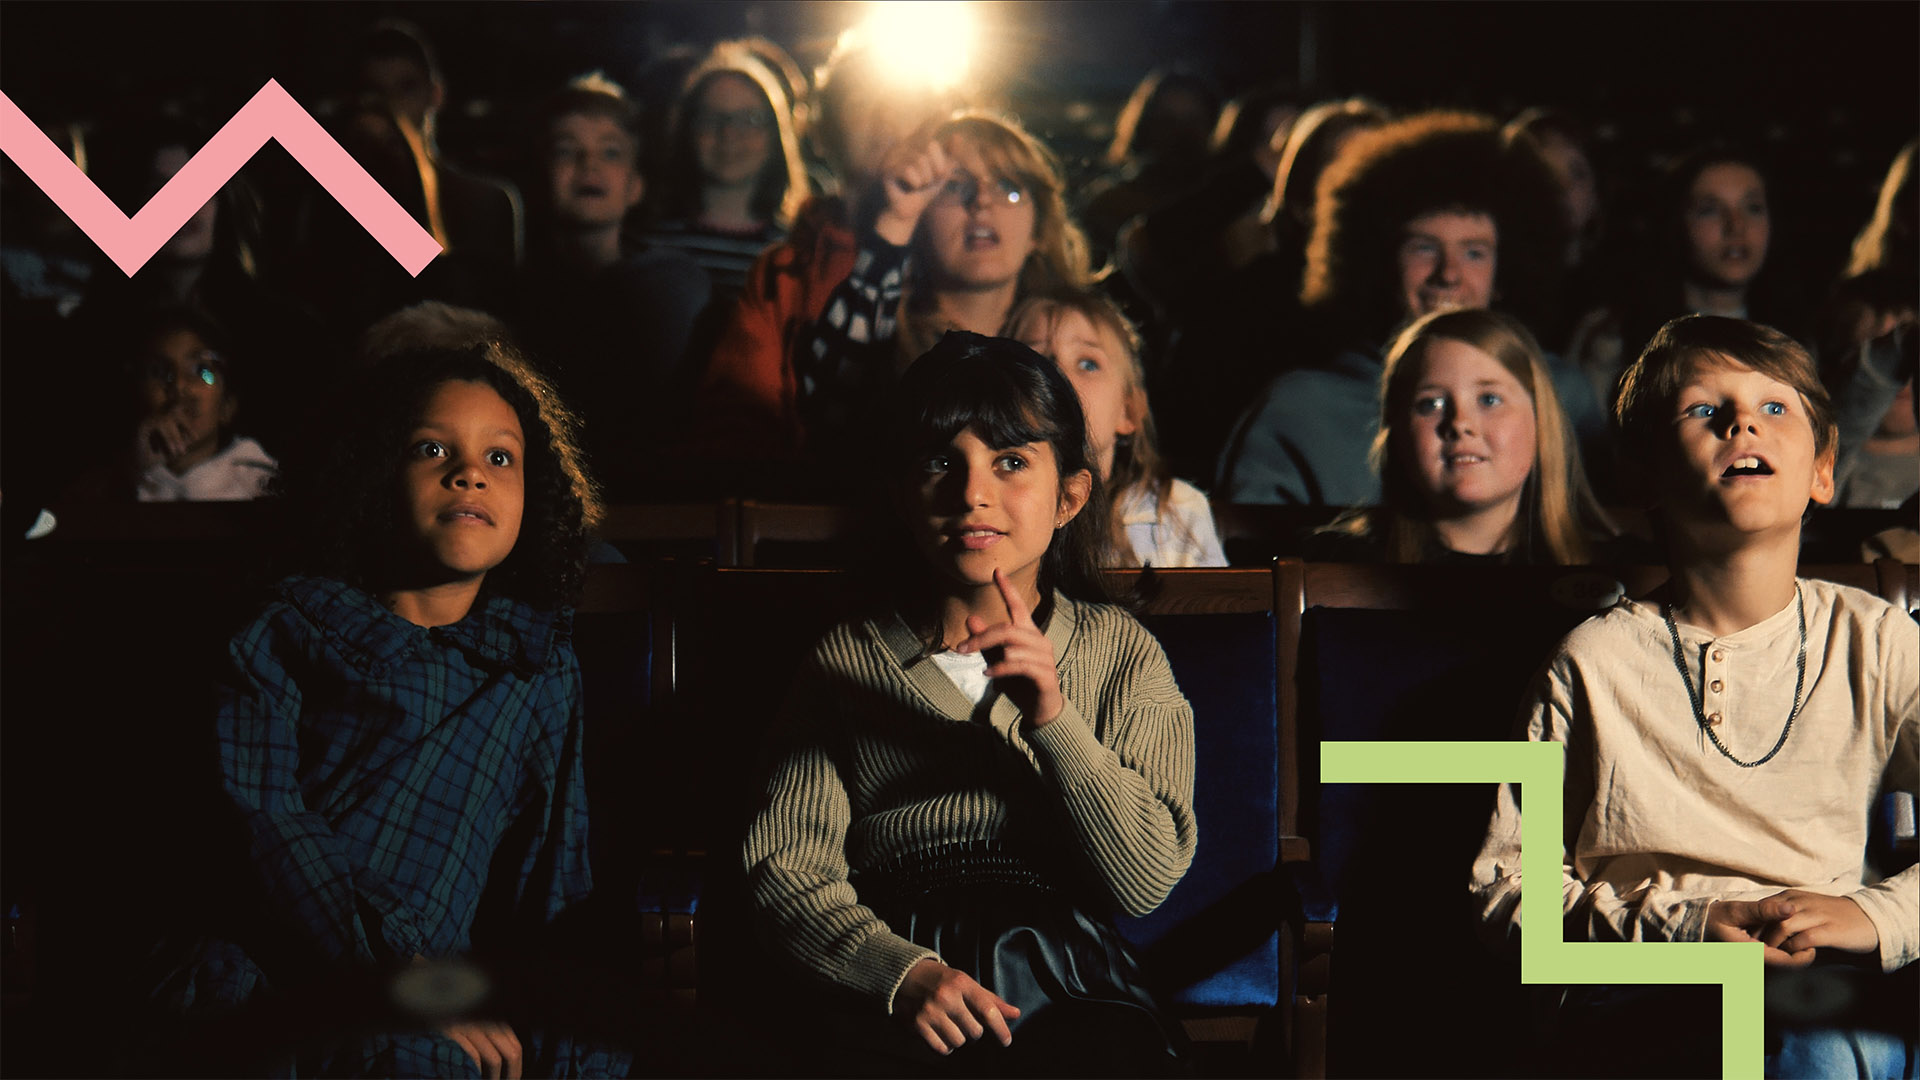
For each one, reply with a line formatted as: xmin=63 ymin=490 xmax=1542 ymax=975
xmin=935 ymin=172 xmax=1026 ymax=208
xmin=141 ymin=351 xmax=224 ymax=390
xmin=692 ymin=109 xmax=775 ymax=135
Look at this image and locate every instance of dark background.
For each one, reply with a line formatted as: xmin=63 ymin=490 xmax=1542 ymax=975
xmin=4 ymin=1 xmax=1913 ymax=169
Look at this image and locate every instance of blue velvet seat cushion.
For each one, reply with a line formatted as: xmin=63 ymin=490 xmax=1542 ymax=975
xmin=1298 ymin=604 xmax=1583 ymax=907
xmin=1117 ymin=611 xmax=1280 ymax=1008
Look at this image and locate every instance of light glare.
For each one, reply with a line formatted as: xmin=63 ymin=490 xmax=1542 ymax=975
xmin=865 ymin=1 xmax=973 ymax=91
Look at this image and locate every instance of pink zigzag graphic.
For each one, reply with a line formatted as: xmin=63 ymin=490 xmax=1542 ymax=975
xmin=1 ymin=79 xmax=441 ymax=277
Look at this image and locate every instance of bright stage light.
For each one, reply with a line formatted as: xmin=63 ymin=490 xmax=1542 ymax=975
xmin=864 ymin=1 xmax=974 ymax=91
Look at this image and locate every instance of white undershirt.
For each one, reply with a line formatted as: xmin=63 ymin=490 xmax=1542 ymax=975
xmin=928 ymin=648 xmax=993 ymax=706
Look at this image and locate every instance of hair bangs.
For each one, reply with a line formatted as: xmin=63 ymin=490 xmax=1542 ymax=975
xmin=907 ymin=360 xmax=1056 ymax=460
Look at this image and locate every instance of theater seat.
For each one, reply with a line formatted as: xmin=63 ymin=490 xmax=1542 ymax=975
xmin=1119 ymin=603 xmax=1280 ymax=1010
xmin=1287 ymin=562 xmax=1614 ymax=1077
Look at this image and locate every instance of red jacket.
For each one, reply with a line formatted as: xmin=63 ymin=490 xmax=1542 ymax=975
xmin=688 ymin=197 xmax=858 ymax=460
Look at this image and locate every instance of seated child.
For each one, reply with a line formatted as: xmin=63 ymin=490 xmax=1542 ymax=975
xmin=1009 ymin=290 xmax=1227 ymax=567
xmin=1306 ymin=308 xmax=1623 ymax=564
xmin=1469 ymin=315 xmax=1917 ymax=1078
xmin=158 ymin=341 xmax=622 ymax=1077
xmin=64 ymin=309 xmax=276 ymax=502
xmin=512 ymin=71 xmax=710 ymax=501
xmin=742 ymin=332 xmax=1195 ymax=1075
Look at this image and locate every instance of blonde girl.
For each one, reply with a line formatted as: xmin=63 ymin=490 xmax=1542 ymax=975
xmin=1317 ymin=308 xmax=1617 ymax=564
xmin=1010 ymin=289 xmax=1227 ymax=567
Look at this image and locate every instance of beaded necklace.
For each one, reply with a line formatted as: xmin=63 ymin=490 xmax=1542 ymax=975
xmin=1661 ymin=584 xmax=1806 ymax=768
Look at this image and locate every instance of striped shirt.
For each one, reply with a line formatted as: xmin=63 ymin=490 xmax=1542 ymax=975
xmin=641 ymin=219 xmax=784 ymax=300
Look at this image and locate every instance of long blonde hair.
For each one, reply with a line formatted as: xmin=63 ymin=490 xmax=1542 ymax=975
xmin=894 ymin=111 xmax=1096 ymax=364
xmin=1332 ymin=308 xmax=1611 ymax=564
xmin=1007 ymin=289 xmax=1186 ymax=567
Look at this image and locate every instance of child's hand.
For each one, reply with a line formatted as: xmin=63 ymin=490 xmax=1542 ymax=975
xmin=894 ymin=958 xmax=1020 ymax=1055
xmin=874 ymin=132 xmax=954 ymax=247
xmin=956 ymin=568 xmax=1064 ymax=726
xmin=409 ymin=955 xmax=522 ymax=1077
xmin=1754 ymin=890 xmax=1880 ymax=959
xmin=440 ymin=1020 xmax=522 ymax=1079
xmin=1706 ymin=891 xmax=1880 ymax=967
xmin=133 ymin=406 xmax=193 ymax=473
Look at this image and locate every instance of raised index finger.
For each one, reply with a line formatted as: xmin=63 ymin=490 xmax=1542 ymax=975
xmin=993 ymin=568 xmax=1036 ymax=629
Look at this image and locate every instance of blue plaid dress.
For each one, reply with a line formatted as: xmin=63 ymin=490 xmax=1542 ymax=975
xmin=165 ymin=576 xmax=625 ymax=1077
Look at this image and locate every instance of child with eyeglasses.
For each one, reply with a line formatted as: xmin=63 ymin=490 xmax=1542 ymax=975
xmin=642 ymin=42 xmax=812 ymax=301
xmin=62 ymin=309 xmax=276 ymax=503
xmin=780 ymin=111 xmax=1098 ymax=495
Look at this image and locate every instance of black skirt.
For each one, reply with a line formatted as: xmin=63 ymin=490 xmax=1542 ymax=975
xmin=832 ymin=840 xmax=1188 ymax=1079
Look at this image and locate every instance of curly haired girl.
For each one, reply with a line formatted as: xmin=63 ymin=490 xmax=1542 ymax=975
xmin=163 ymin=342 xmax=620 ymax=1077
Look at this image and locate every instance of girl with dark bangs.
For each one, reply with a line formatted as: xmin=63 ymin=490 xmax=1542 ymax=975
xmin=158 ymin=342 xmax=624 ymax=1078
xmin=743 ymin=332 xmax=1195 ymax=1076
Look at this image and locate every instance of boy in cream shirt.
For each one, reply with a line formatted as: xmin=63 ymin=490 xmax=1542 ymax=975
xmin=1471 ymin=316 xmax=1917 ymax=1078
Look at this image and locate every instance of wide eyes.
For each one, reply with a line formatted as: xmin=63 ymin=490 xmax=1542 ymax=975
xmin=410 ymin=440 xmax=515 ymax=467
xmin=1688 ymin=199 xmax=1767 ymax=220
xmin=551 ymin=141 xmax=627 ymax=165
xmin=1681 ymin=401 xmax=1790 ymax=420
xmin=918 ymin=450 xmax=1031 ymax=474
xmin=1411 ymin=392 xmax=1504 ymax=416
xmin=142 ymin=356 xmax=223 ymax=388
xmin=939 ymin=173 xmax=1025 ymax=206
xmin=1075 ymin=355 xmax=1102 ymax=374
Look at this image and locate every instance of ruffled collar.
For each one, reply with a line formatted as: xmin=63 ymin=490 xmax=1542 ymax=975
xmin=277 ymin=576 xmax=569 ymax=676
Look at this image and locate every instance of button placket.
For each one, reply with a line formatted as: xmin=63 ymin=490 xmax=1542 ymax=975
xmin=1702 ymin=642 xmax=1724 ymax=724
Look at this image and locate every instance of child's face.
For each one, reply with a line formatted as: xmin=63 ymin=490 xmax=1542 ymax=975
xmin=1536 ymin=132 xmax=1599 ymax=237
xmin=400 ymin=380 xmax=526 ymax=585
xmin=692 ymin=73 xmax=776 ymax=191
xmin=152 ymin=145 xmax=218 ymax=262
xmin=1396 ymin=210 xmax=1498 ymax=321
xmin=1401 ymin=338 xmax=1537 ymax=518
xmin=1011 ymin=306 xmax=1138 ymax=481
xmin=547 ymin=113 xmax=645 ymax=228
xmin=1658 ymin=357 xmax=1834 ymax=540
xmin=920 ymin=137 xmax=1037 ymax=293
xmin=1683 ymin=163 xmax=1769 ymax=291
xmin=903 ymin=425 xmax=1091 ymax=597
xmin=139 ymin=327 xmax=233 ymax=463
xmin=360 ymin=55 xmax=440 ymax=133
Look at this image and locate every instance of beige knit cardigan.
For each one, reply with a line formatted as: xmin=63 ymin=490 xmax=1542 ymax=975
xmin=743 ymin=592 xmax=1198 ymax=1012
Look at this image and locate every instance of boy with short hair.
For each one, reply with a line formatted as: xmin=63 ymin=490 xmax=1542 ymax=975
xmin=1470 ymin=315 xmax=1917 ymax=1077
xmin=511 ymin=72 xmax=710 ymax=501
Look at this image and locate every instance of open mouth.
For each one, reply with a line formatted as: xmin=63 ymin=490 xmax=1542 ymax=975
xmin=573 ymin=183 xmax=609 ymax=198
xmin=1721 ymin=455 xmax=1773 ymax=478
xmin=965 ymin=225 xmax=1000 ymax=250
xmin=441 ymin=505 xmax=494 ymax=525
xmin=1445 ymin=452 xmax=1488 ymax=467
xmin=948 ymin=526 xmax=1005 ymax=551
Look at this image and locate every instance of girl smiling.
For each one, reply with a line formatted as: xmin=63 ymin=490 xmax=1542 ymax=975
xmin=1311 ymin=308 xmax=1621 ymax=564
xmin=743 ymin=332 xmax=1193 ymax=1075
